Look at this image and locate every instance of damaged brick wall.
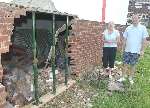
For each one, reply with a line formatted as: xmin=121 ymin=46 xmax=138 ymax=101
xmin=0 ymin=3 xmax=26 ymax=107
xmin=68 ymin=21 xmax=128 ymax=76
xmin=0 ymin=2 xmax=128 ymax=107
xmin=69 ymin=20 xmax=105 ymax=76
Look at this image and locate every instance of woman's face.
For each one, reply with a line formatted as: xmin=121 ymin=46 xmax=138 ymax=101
xmin=108 ymin=22 xmax=114 ymax=31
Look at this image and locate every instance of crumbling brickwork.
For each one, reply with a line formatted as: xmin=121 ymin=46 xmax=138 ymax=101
xmin=0 ymin=3 xmax=26 ymax=107
xmin=0 ymin=84 xmax=6 ymax=108
xmin=68 ymin=20 xmax=105 ymax=75
xmin=68 ymin=21 xmax=128 ymax=76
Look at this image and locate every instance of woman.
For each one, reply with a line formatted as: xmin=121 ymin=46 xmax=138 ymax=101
xmin=102 ymin=21 xmax=120 ymax=78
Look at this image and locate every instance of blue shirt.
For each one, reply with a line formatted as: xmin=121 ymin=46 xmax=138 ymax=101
xmin=123 ymin=24 xmax=149 ymax=54
xmin=103 ymin=29 xmax=120 ymax=47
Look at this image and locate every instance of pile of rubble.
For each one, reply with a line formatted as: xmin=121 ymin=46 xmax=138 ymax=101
xmin=81 ymin=63 xmax=125 ymax=93
xmin=44 ymin=80 xmax=98 ymax=108
xmin=42 ymin=62 xmax=125 ymax=108
xmin=2 ymin=55 xmax=65 ymax=107
xmin=99 ymin=62 xmax=125 ymax=93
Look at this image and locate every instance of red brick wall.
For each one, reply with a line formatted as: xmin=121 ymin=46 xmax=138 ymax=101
xmin=69 ymin=20 xmax=105 ymax=75
xmin=0 ymin=3 xmax=26 ymax=53
xmin=0 ymin=3 xmax=26 ymax=107
xmin=0 ymin=84 xmax=6 ymax=108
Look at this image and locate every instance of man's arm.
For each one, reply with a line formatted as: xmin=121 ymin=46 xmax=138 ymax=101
xmin=122 ymin=28 xmax=128 ymax=52
xmin=117 ymin=31 xmax=121 ymax=45
xmin=141 ymin=26 xmax=149 ymax=56
xmin=140 ymin=38 xmax=147 ymax=56
xmin=122 ymin=37 xmax=126 ymax=52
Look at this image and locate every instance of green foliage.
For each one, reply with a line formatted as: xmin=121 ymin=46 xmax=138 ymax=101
xmin=116 ymin=51 xmax=122 ymax=61
xmin=148 ymin=29 xmax=150 ymax=35
xmin=92 ymin=46 xmax=150 ymax=108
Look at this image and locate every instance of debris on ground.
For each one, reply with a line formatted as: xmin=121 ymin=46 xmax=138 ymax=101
xmin=2 ymin=58 xmax=124 ymax=108
xmin=44 ymin=64 xmax=125 ymax=107
xmin=108 ymin=80 xmax=124 ymax=92
xmin=2 ymin=56 xmax=65 ymax=107
xmin=43 ymin=84 xmax=98 ymax=108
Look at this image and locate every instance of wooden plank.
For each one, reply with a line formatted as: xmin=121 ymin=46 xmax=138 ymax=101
xmin=23 ymin=80 xmax=76 ymax=108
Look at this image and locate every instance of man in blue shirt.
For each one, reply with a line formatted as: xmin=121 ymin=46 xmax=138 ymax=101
xmin=118 ymin=14 xmax=149 ymax=84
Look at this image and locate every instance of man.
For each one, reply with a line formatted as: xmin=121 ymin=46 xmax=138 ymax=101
xmin=118 ymin=14 xmax=149 ymax=84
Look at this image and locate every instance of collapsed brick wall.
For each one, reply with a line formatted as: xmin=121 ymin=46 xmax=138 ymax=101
xmin=0 ymin=3 xmax=26 ymax=107
xmin=68 ymin=20 xmax=105 ymax=75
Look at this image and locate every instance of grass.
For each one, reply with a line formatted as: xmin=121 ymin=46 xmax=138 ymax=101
xmin=147 ymin=28 xmax=150 ymax=34
xmin=116 ymin=51 xmax=122 ymax=61
xmin=92 ymin=46 xmax=150 ymax=108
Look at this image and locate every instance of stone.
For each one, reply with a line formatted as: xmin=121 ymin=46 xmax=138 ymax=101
xmin=107 ymin=91 xmax=113 ymax=96
xmin=108 ymin=80 xmax=124 ymax=92
xmin=11 ymin=93 xmax=27 ymax=107
xmin=4 ymin=102 xmax=14 ymax=108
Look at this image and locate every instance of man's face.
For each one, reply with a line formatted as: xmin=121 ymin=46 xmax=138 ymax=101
xmin=132 ymin=15 xmax=139 ymax=25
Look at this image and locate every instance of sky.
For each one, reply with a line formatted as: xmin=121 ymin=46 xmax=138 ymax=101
xmin=1 ymin=0 xmax=130 ymax=25
xmin=54 ymin=0 xmax=130 ymax=24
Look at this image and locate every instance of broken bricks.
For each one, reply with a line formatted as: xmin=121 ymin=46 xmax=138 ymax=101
xmin=0 ymin=83 xmax=7 ymax=107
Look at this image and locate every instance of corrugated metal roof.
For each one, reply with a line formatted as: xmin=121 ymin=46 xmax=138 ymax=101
xmin=11 ymin=0 xmax=58 ymax=12
xmin=10 ymin=0 xmax=77 ymax=17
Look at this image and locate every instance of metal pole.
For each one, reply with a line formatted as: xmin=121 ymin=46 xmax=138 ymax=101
xmin=32 ymin=11 xmax=39 ymax=105
xmin=64 ymin=16 xmax=69 ymax=85
xmin=52 ymin=14 xmax=56 ymax=94
xmin=102 ymin=0 xmax=106 ymax=22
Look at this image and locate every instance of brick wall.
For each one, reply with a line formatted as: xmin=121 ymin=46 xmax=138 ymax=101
xmin=0 ymin=3 xmax=26 ymax=107
xmin=0 ymin=2 xmax=128 ymax=107
xmin=68 ymin=21 xmax=128 ymax=76
xmin=68 ymin=20 xmax=105 ymax=76
xmin=0 ymin=84 xmax=6 ymax=108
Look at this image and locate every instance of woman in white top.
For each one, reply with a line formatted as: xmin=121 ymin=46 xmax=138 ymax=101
xmin=102 ymin=21 xmax=120 ymax=77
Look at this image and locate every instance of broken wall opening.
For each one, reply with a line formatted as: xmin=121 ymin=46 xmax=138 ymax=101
xmin=1 ymin=11 xmax=73 ymax=107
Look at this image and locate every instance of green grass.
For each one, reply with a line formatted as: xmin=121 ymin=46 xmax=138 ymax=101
xmin=92 ymin=46 xmax=150 ymax=108
xmin=116 ymin=51 xmax=122 ymax=61
xmin=147 ymin=28 xmax=150 ymax=34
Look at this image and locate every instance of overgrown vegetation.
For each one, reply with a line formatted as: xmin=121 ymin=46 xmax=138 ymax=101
xmin=92 ymin=46 xmax=150 ymax=108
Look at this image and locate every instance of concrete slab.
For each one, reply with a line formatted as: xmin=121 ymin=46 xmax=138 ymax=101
xmin=23 ymin=79 xmax=76 ymax=108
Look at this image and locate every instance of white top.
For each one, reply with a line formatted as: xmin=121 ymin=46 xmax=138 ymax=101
xmin=123 ymin=24 xmax=149 ymax=54
xmin=103 ymin=29 xmax=120 ymax=47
